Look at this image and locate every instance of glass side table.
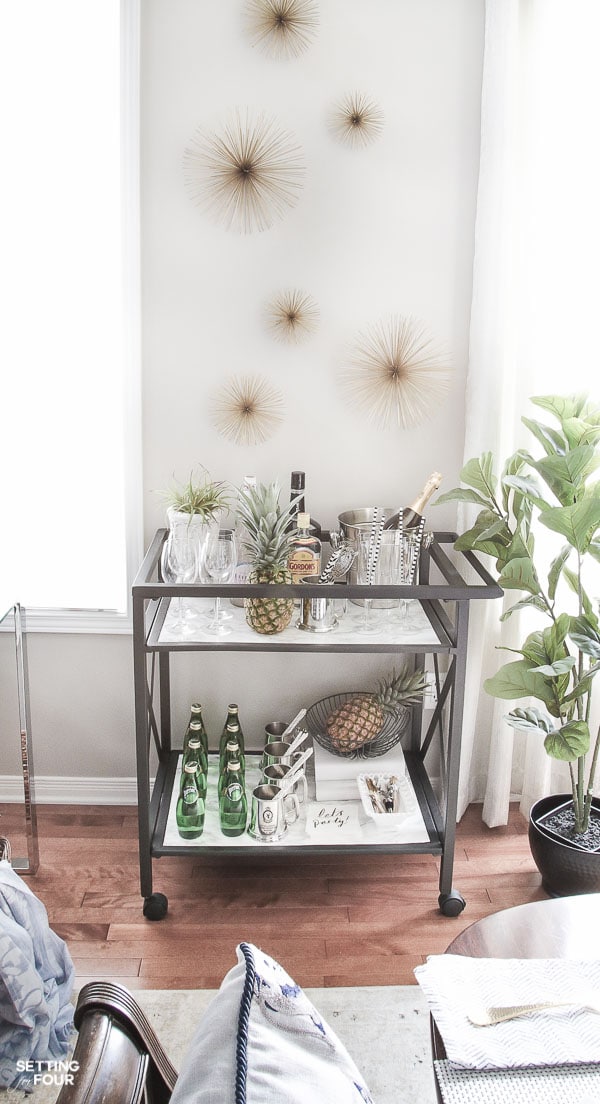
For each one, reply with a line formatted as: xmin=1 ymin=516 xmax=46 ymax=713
xmin=0 ymin=603 xmax=39 ymax=873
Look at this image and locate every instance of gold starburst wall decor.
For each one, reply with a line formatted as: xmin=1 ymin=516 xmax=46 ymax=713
xmin=211 ymin=375 xmax=285 ymax=446
xmin=329 ymin=91 xmax=384 ymax=149
xmin=339 ymin=315 xmax=452 ymax=430
xmin=266 ymin=288 xmax=320 ymax=343
xmin=244 ymin=0 xmax=319 ymax=59
xmin=183 ymin=111 xmax=305 ymax=234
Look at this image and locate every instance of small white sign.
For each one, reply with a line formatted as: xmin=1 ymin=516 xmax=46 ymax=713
xmin=305 ymin=801 xmax=360 ymax=838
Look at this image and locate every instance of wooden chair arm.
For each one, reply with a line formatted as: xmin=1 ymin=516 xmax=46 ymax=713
xmin=56 ymin=982 xmax=178 ymax=1104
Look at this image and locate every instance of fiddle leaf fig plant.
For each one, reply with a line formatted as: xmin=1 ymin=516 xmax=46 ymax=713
xmin=437 ymin=394 xmax=600 ymax=837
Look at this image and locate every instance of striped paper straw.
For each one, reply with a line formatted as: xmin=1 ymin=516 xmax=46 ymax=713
xmin=319 ymin=548 xmax=343 ymax=583
xmin=367 ymin=507 xmax=385 ymax=584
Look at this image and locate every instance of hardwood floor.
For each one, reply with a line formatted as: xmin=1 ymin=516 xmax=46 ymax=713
xmin=0 ymin=801 xmax=547 ymax=989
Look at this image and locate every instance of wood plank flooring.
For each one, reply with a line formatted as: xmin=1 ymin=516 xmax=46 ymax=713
xmin=0 ymin=801 xmax=547 ymax=989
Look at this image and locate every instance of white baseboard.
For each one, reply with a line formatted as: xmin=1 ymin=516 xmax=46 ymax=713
xmin=0 ymin=775 xmax=145 ymax=805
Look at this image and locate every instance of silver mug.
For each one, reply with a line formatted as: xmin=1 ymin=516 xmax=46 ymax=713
xmin=264 ymin=721 xmax=290 ymax=743
xmin=248 ymin=784 xmax=300 ymax=841
xmin=261 ymin=739 xmax=301 ymax=770
xmin=262 ymin=762 xmax=308 ymax=805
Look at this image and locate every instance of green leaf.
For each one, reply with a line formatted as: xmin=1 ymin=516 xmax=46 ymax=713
xmin=484 ymin=659 xmax=556 ymax=708
xmin=539 ymin=492 xmax=600 ymax=552
xmin=562 ymin=417 xmax=600 ymax=449
xmin=497 ymin=557 xmax=541 ymax=595
xmin=588 ymin=539 xmax=600 ymax=565
xmin=499 ymin=595 xmax=549 ymax=621
xmin=563 ymin=567 xmax=596 ymax=618
xmin=504 ymin=707 xmax=553 ymax=733
xmin=531 ymin=393 xmax=588 ymax=423
xmin=454 ymin=509 xmax=510 ymax=557
xmin=547 ymin=545 xmax=571 ymax=600
xmin=460 ymin=454 xmax=497 ymax=500
xmin=544 ymin=720 xmax=590 ymax=762
xmin=530 ymin=657 xmax=576 ymax=677
xmin=501 ymin=452 xmax=527 ymax=512
xmin=562 ymin=669 xmax=599 ymax=704
xmin=521 ymin=416 xmax=566 ymax=457
xmin=478 ymin=517 xmax=512 ymax=543
xmin=530 ymin=446 xmax=599 ymax=506
xmin=434 ymin=488 xmax=493 ymax=508
xmin=569 ymin=615 xmax=600 ymax=659
xmin=502 ymin=473 xmax=549 ymax=512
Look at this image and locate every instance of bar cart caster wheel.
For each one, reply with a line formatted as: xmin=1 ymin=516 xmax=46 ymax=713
xmin=439 ymin=890 xmax=466 ymax=917
xmin=143 ymin=893 xmax=168 ymax=921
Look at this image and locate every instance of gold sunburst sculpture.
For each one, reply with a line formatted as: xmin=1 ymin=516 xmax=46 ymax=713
xmin=183 ymin=110 xmax=305 ymax=234
xmin=339 ymin=315 xmax=452 ymax=430
xmin=244 ymin=0 xmax=319 ymax=59
xmin=329 ymin=91 xmax=384 ymax=148
xmin=266 ymin=288 xmax=320 ymax=343
xmin=211 ymin=375 xmax=285 ymax=446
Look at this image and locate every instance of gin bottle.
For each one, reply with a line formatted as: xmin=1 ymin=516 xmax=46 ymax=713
xmin=176 ymin=762 xmax=205 ymax=839
xmin=288 ymin=513 xmax=322 ymax=583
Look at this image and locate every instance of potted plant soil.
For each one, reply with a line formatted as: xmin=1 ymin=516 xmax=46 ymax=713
xmin=437 ymin=393 xmax=600 ymax=895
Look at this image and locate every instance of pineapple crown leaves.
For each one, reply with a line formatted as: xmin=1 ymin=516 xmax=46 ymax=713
xmin=236 ymin=480 xmax=301 ymax=568
xmin=375 ymin=665 xmax=428 ymax=710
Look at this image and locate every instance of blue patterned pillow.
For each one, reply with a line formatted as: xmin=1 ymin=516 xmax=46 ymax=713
xmin=170 ymin=942 xmax=373 ymax=1103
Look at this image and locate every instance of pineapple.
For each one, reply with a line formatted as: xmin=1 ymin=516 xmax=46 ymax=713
xmin=236 ymin=481 xmax=300 ymax=635
xmin=325 ymin=665 xmax=428 ymax=753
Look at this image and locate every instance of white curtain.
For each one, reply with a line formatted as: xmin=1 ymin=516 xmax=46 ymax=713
xmin=457 ymin=0 xmax=600 ymax=825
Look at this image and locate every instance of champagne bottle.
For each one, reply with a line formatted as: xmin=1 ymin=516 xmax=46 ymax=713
xmin=176 ymin=762 xmax=205 ymax=839
xmin=382 ymin=472 xmax=442 ymax=531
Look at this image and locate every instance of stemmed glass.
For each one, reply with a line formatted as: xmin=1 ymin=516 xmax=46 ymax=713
xmin=161 ymin=533 xmax=197 ymax=638
xmin=390 ymin=530 xmax=422 ymax=633
xmin=201 ymin=529 xmax=237 ymax=636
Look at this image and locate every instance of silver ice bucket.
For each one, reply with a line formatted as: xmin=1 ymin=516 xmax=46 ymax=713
xmin=337 ymin=508 xmax=421 ymax=608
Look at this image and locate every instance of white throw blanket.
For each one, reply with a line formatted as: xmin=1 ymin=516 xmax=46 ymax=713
xmin=0 ymin=861 xmax=75 ymax=1089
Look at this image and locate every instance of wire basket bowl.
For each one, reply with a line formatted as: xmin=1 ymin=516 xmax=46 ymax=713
xmin=305 ymin=693 xmax=411 ymax=759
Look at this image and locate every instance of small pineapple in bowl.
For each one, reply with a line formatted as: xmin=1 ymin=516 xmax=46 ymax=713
xmin=236 ymin=480 xmax=300 ymax=635
xmin=307 ymin=665 xmax=428 ymax=756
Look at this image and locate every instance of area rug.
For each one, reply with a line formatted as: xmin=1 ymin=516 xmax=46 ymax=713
xmin=5 ymin=986 xmax=436 ymax=1104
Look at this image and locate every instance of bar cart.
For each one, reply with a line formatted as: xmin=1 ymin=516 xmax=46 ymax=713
xmin=132 ymin=530 xmax=501 ymax=920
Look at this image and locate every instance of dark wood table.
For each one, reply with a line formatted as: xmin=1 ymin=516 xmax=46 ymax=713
xmin=431 ymin=894 xmax=600 ymax=1100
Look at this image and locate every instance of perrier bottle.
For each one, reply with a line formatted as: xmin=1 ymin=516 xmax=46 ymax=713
xmin=184 ymin=703 xmax=209 ymax=757
xmin=182 ymin=734 xmax=207 ymax=801
xmin=176 ymin=761 xmax=205 ymax=840
xmin=218 ymin=759 xmax=247 ymax=837
xmin=219 ymin=704 xmax=244 ymax=758
xmin=219 ymin=738 xmax=245 ymax=794
xmin=186 ymin=722 xmax=209 ymax=777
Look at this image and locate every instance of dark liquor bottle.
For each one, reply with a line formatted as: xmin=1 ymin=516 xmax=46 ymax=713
xmin=184 ymin=703 xmax=208 ymax=756
xmin=289 ymin=471 xmax=322 ymax=536
xmin=218 ymin=760 xmax=247 ymax=837
xmin=182 ymin=734 xmax=208 ymax=799
xmin=176 ymin=762 xmax=205 ymax=840
xmin=382 ymin=472 xmax=443 ymax=531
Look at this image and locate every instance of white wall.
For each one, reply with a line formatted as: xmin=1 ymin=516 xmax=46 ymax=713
xmin=0 ymin=0 xmax=484 ymax=792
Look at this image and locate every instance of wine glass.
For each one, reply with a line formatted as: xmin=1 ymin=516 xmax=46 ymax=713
xmin=390 ymin=529 xmax=422 ymax=633
xmin=201 ymin=529 xmax=237 ymax=636
xmin=351 ymin=534 xmax=381 ymax=634
xmin=161 ymin=533 xmax=197 ymax=638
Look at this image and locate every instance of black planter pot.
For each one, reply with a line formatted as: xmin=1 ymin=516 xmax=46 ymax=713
xmin=529 ymin=793 xmax=600 ymax=897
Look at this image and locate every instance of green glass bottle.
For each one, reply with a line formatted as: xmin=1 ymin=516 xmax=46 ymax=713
xmin=219 ymin=704 xmax=244 ymax=757
xmin=182 ymin=737 xmax=207 ymax=800
xmin=176 ymin=762 xmax=205 ymax=840
xmin=219 ymin=741 xmax=245 ymax=793
xmin=184 ymin=704 xmax=209 ymax=756
xmin=186 ymin=723 xmax=209 ymax=776
xmin=218 ymin=760 xmax=247 ymax=837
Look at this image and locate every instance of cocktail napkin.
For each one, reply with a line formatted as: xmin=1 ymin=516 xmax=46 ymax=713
xmin=414 ymin=955 xmax=600 ymax=1070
